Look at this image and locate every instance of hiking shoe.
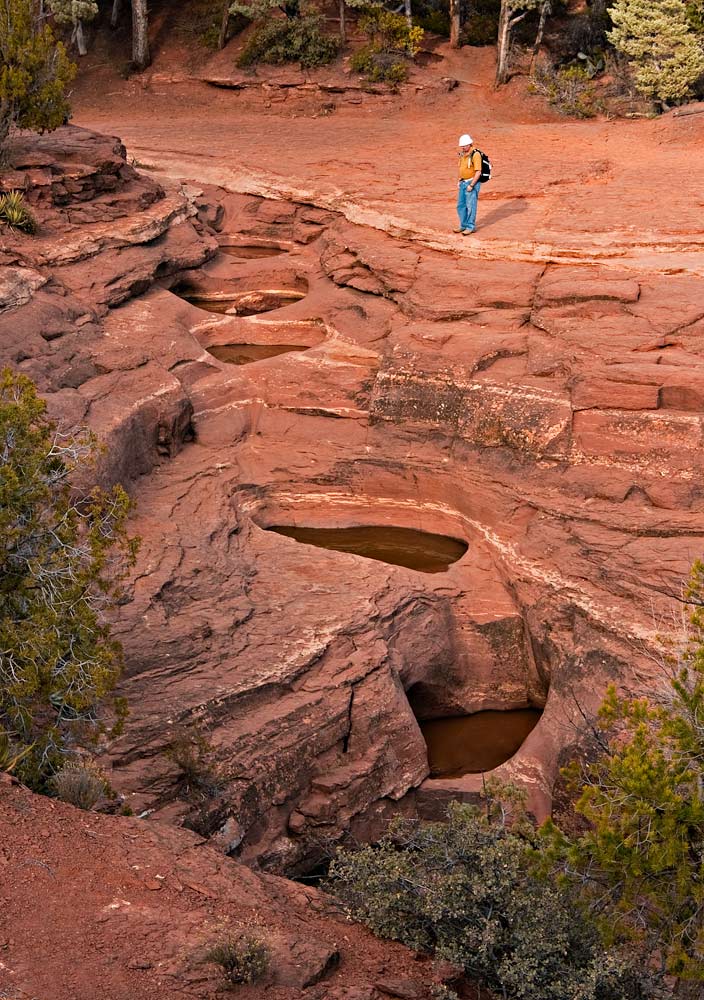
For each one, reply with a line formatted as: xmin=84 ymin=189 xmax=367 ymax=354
xmin=452 ymin=227 xmax=464 ymax=233
xmin=461 ymin=228 xmax=475 ymax=235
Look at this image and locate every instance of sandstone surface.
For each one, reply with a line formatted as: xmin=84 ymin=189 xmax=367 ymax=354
xmin=2 ymin=122 xmax=703 ymax=879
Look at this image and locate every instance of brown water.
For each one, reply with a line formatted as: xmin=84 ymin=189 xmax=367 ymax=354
xmin=219 ymin=245 xmax=285 ymax=259
xmin=267 ymin=525 xmax=468 ymax=573
xmin=421 ymin=709 xmax=542 ymax=777
xmin=208 ymin=343 xmax=309 ymax=365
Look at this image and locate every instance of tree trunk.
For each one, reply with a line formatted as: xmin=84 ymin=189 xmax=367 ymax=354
xmin=528 ymin=0 xmax=549 ymax=74
xmin=404 ymin=0 xmax=412 ymax=28
xmin=0 ymin=106 xmax=12 ymax=153
xmin=495 ymin=0 xmax=511 ymax=86
xmin=449 ymin=0 xmax=460 ymax=48
xmin=110 ymin=0 xmax=122 ymax=28
xmin=131 ymin=0 xmax=150 ymax=69
xmin=74 ymin=19 xmax=87 ymax=56
xmin=339 ymin=0 xmax=346 ymax=43
xmin=218 ymin=0 xmax=230 ymax=48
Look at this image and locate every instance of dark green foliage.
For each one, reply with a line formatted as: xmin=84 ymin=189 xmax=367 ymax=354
xmin=0 ymin=0 xmax=76 ymax=150
xmin=206 ymin=933 xmax=269 ymax=986
xmin=329 ymin=789 xmax=651 ymax=1000
xmin=237 ymin=8 xmax=340 ymax=68
xmin=0 ymin=190 xmax=37 ymax=233
xmin=0 ymin=369 xmax=138 ymax=787
xmin=460 ymin=12 xmax=498 ymax=44
xmin=412 ymin=0 xmax=450 ymax=37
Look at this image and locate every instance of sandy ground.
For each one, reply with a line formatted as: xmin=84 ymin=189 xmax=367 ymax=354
xmin=70 ymin=38 xmax=704 ymax=272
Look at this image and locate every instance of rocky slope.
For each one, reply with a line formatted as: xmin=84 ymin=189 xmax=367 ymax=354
xmin=1 ymin=125 xmax=703 ymax=884
xmin=0 ymin=774 xmax=449 ymax=1000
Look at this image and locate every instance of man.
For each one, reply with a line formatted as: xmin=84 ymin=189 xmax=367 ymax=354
xmin=454 ymin=133 xmax=482 ymax=236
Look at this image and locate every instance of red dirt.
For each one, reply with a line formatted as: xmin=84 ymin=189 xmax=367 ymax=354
xmin=0 ymin=775 xmax=448 ymax=1000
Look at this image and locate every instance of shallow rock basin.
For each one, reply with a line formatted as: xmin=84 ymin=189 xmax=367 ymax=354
xmin=208 ymin=343 xmax=311 ymax=365
xmin=179 ymin=288 xmax=306 ymax=316
xmin=421 ymin=709 xmax=542 ymax=777
xmin=267 ymin=525 xmax=468 ymax=573
xmin=218 ymin=244 xmax=286 ymax=259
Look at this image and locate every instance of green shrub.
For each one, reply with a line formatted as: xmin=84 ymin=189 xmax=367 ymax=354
xmin=329 ymin=789 xmax=655 ymax=1000
xmin=237 ymin=8 xmax=340 ymax=68
xmin=350 ymin=46 xmax=409 ymax=84
xmin=357 ymin=6 xmax=424 ymax=55
xmin=49 ymin=759 xmax=108 ymax=810
xmin=206 ymin=933 xmax=269 ymax=986
xmin=0 ymin=190 xmax=37 ymax=233
xmin=351 ymin=7 xmax=423 ymax=85
xmin=0 ymin=369 xmax=138 ymax=790
xmin=0 ymin=0 xmax=75 ymax=150
xmin=530 ymin=63 xmax=602 ymax=117
xmin=166 ymin=724 xmax=222 ymax=798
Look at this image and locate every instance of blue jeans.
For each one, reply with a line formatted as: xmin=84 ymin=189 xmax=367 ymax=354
xmin=457 ymin=179 xmax=481 ymax=231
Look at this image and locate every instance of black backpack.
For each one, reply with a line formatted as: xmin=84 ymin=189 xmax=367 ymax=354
xmin=474 ymin=148 xmax=492 ymax=183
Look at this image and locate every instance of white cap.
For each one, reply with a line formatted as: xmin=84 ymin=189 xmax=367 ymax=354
xmin=459 ymin=133 xmax=472 ymax=145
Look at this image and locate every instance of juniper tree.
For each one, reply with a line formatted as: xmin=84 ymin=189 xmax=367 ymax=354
xmin=0 ymin=369 xmax=137 ymax=785
xmin=608 ymin=0 xmax=704 ymax=103
xmin=47 ymin=0 xmax=99 ymax=56
xmin=0 ymin=0 xmax=75 ymax=149
xmin=330 ymin=786 xmax=651 ymax=1000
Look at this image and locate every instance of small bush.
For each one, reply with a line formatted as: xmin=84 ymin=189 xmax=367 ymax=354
xmin=530 ymin=63 xmax=602 ymax=117
xmin=0 ymin=190 xmax=37 ymax=233
xmin=237 ymin=8 xmax=340 ymax=68
xmin=166 ymin=724 xmax=222 ymax=798
xmin=350 ymin=46 xmax=409 ymax=84
xmin=49 ymin=759 xmax=108 ymax=810
xmin=351 ymin=7 xmax=423 ymax=85
xmin=206 ymin=933 xmax=269 ymax=986
xmin=329 ymin=790 xmax=654 ymax=1000
xmin=358 ymin=6 xmax=424 ymax=55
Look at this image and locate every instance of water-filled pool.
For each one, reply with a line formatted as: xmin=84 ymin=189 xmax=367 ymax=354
xmin=420 ymin=708 xmax=542 ymax=776
xmin=267 ymin=525 xmax=468 ymax=574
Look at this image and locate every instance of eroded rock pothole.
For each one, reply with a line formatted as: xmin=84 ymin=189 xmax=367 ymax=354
xmin=208 ymin=343 xmax=312 ymax=365
xmin=177 ymin=286 xmax=307 ymax=316
xmin=218 ymin=243 xmax=287 ymax=259
xmin=266 ymin=525 xmax=468 ymax=574
xmin=420 ymin=708 xmax=543 ymax=777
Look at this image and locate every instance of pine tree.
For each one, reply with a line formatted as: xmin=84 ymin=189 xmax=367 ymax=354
xmin=608 ymin=0 xmax=704 ymax=102
xmin=543 ymin=560 xmax=704 ymax=989
xmin=0 ymin=0 xmax=75 ymax=150
xmin=0 ymin=369 xmax=138 ymax=786
xmin=47 ymin=0 xmax=99 ymax=57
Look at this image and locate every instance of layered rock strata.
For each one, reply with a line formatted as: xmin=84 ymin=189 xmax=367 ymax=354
xmin=2 ymin=128 xmax=703 ymax=873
